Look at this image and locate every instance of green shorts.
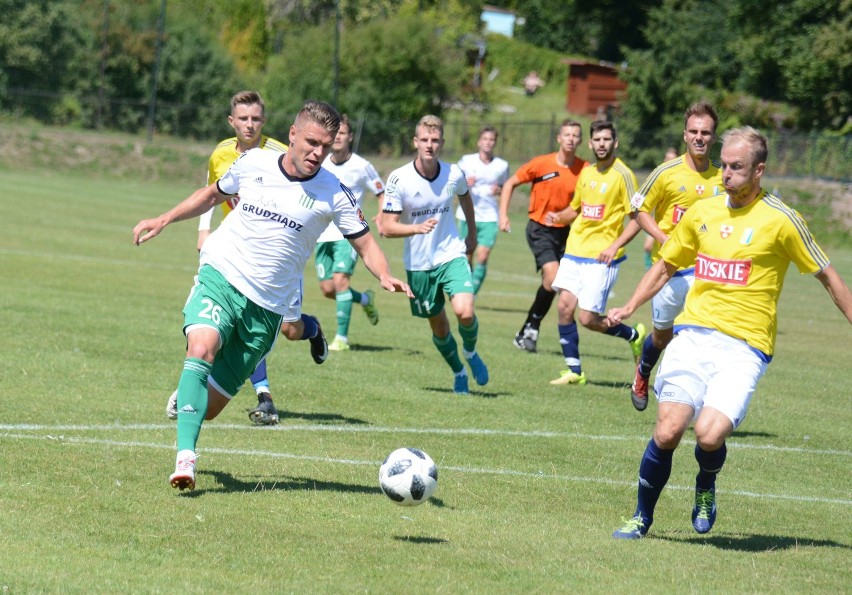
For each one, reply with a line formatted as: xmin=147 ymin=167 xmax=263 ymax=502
xmin=458 ymin=220 xmax=498 ymax=249
xmin=183 ymin=265 xmax=283 ymax=397
xmin=314 ymin=239 xmax=358 ymax=280
xmin=406 ymin=257 xmax=474 ymax=318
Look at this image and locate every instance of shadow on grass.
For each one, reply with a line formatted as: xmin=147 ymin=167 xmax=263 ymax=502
xmin=347 ymin=343 xmax=423 ymax=356
xmin=475 ymin=304 xmax=528 ymax=315
xmin=657 ymin=532 xmax=851 ymax=552
xmin=187 ymin=470 xmax=448 ymax=510
xmin=730 ymin=430 xmax=778 ymax=439
xmin=423 ymin=387 xmax=502 ymax=399
xmin=248 ymin=409 xmax=369 ymax=425
xmin=392 ymin=535 xmax=449 ymax=544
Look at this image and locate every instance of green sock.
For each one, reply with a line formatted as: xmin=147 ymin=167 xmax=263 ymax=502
xmin=349 ymin=288 xmax=363 ymax=305
xmin=472 ymin=264 xmax=487 ymax=294
xmin=458 ymin=315 xmax=479 ymax=353
xmin=432 ymin=333 xmax=464 ymax=374
xmin=335 ymin=290 xmax=353 ymax=337
xmin=176 ymin=358 xmax=212 ymax=452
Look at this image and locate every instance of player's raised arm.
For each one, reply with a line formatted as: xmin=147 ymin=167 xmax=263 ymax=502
xmin=498 ymin=174 xmax=521 ymax=232
xmin=133 ymin=183 xmax=228 ymax=245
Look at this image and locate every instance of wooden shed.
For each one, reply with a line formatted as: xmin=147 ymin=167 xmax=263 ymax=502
xmin=564 ymin=59 xmax=628 ymax=117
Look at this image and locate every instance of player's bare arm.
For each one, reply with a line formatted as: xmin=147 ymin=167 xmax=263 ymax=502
xmin=600 ymin=218 xmax=643 ymax=265
xmin=815 ymin=264 xmax=852 ymax=324
xmin=607 ymin=259 xmax=676 ymax=324
xmin=543 ymin=206 xmax=578 ymax=227
xmin=133 ymin=183 xmax=228 ymax=245
xmin=380 ymin=212 xmax=437 ymax=238
xmin=498 ymin=174 xmax=520 ymax=232
xmin=457 ymin=191 xmax=478 ymax=255
xmin=633 ymin=210 xmax=668 ymax=245
xmin=349 ymin=232 xmax=414 ymax=297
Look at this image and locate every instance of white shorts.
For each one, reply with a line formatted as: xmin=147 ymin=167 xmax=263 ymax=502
xmin=651 ymin=270 xmax=694 ymax=329
xmin=552 ymin=256 xmax=621 ymax=314
xmin=654 ymin=328 xmax=767 ymax=429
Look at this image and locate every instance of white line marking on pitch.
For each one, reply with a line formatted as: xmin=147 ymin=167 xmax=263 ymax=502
xmin=0 ymin=423 xmax=848 ymax=457
xmin=1 ymin=432 xmax=849 ymax=506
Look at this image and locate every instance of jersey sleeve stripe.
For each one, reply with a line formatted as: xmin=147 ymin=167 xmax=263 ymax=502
xmin=763 ymin=193 xmax=830 ymax=269
xmin=614 ymin=162 xmax=636 ymax=196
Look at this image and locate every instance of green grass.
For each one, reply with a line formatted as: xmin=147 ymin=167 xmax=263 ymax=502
xmin=0 ymin=160 xmax=851 ymax=592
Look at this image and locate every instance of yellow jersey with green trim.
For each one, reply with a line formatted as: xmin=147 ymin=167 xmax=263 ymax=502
xmin=564 ymin=157 xmax=638 ymax=261
xmin=208 ymin=135 xmax=288 ymax=217
xmin=660 ymin=190 xmax=830 ymax=356
xmin=630 ymin=155 xmax=724 ymax=264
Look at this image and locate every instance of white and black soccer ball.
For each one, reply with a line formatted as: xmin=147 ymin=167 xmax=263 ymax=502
xmin=378 ymin=447 xmax=438 ymax=506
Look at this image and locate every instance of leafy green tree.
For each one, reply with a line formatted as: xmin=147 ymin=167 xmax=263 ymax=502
xmin=0 ymin=0 xmax=91 ymax=121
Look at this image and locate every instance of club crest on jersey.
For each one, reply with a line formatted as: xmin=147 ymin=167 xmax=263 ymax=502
xmin=445 ymin=183 xmax=457 ymax=199
xmin=720 ymin=224 xmax=734 ymax=239
xmin=589 ymin=180 xmax=597 ymax=190
xmin=695 ymin=253 xmax=752 ymax=286
xmin=299 ymin=193 xmax=316 ymax=209
xmin=357 ymin=208 xmax=366 ymax=223
xmin=599 ymin=183 xmax=608 ymax=194
xmin=696 ymin=184 xmax=705 ymax=196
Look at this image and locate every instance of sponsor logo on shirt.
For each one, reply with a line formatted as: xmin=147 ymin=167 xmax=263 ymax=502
xmin=672 ymin=204 xmax=687 ymax=224
xmin=241 ymin=202 xmax=304 ymax=231
xmin=740 ymin=228 xmax=754 ymax=245
xmin=581 ymin=202 xmax=604 ymax=220
xmin=411 ymin=205 xmax=451 ymax=218
xmin=695 ymin=253 xmax=752 ymax=285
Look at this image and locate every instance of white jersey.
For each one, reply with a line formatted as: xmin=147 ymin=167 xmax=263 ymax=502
xmin=317 ymin=152 xmax=384 ymax=243
xmin=201 ymin=149 xmax=369 ymax=315
xmin=455 ymin=152 xmax=509 ymax=223
xmin=383 ymin=160 xmax=470 ymax=271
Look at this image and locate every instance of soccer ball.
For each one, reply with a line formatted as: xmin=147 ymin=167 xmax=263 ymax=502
xmin=378 ymin=447 xmax=438 ymax=506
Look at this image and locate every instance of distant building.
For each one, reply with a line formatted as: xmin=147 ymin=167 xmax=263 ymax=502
xmin=564 ymin=59 xmax=628 ymax=118
xmin=481 ymin=5 xmax=518 ymax=37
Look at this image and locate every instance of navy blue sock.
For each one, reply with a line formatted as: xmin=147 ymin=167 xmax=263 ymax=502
xmin=638 ymin=335 xmax=663 ymax=377
xmin=558 ymin=322 xmax=581 ymax=374
xmin=635 ymin=438 xmax=674 ymax=522
xmin=300 ymin=314 xmax=318 ymax=340
xmin=695 ymin=443 xmax=727 ymax=491
xmin=605 ymin=323 xmax=636 ymax=341
xmin=249 ymin=358 xmax=269 ymax=390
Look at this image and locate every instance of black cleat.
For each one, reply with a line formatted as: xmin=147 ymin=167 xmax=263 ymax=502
xmin=308 ymin=315 xmax=328 ymax=364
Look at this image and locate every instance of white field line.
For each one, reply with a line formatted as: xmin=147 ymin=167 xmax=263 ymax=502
xmin=1 ymin=428 xmax=849 ymax=506
xmin=0 ymin=423 xmax=848 ymax=457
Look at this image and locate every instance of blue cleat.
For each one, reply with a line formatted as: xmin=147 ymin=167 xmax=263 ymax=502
xmin=453 ymin=372 xmax=470 ymax=394
xmin=612 ymin=514 xmax=651 ymax=539
xmin=692 ymin=487 xmax=717 ymax=534
xmin=465 ymin=352 xmax=489 ymax=386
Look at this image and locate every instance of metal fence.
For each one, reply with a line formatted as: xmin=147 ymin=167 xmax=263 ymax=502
xmin=4 ymin=89 xmax=849 ymax=181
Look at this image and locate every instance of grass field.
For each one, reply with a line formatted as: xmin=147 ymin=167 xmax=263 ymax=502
xmin=1 ymin=156 xmax=850 ymax=592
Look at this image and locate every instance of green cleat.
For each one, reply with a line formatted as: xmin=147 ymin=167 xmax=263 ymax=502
xmin=550 ymin=370 xmax=587 ymax=385
xmin=363 ymin=289 xmax=379 ymax=325
xmin=630 ymin=323 xmax=647 ymax=363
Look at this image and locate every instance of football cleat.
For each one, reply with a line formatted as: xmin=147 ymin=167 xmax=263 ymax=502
xmin=362 ymin=289 xmax=379 ymax=326
xmin=249 ymin=392 xmax=279 ymax=426
xmin=612 ymin=514 xmax=651 ymax=539
xmin=692 ymin=487 xmax=717 ymax=534
xmin=169 ymin=449 xmax=197 ymax=491
xmin=629 ymin=323 xmax=647 ymax=363
xmin=453 ymin=373 xmax=470 ymax=394
xmin=166 ymin=390 xmax=178 ymax=420
xmin=630 ymin=366 xmax=649 ymax=411
xmin=465 ymin=352 xmax=489 ymax=386
xmin=307 ymin=315 xmax=328 ymax=364
xmin=512 ymin=324 xmax=538 ymax=353
xmin=550 ymin=370 xmax=587 ymax=385
xmin=328 ymin=336 xmax=350 ymax=352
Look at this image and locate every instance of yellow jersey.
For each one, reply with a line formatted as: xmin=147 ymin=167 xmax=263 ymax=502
xmin=208 ymin=135 xmax=288 ymax=217
xmin=660 ymin=191 xmax=830 ymax=357
xmin=630 ymin=155 xmax=724 ymax=264
xmin=564 ymin=158 xmax=638 ymax=261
